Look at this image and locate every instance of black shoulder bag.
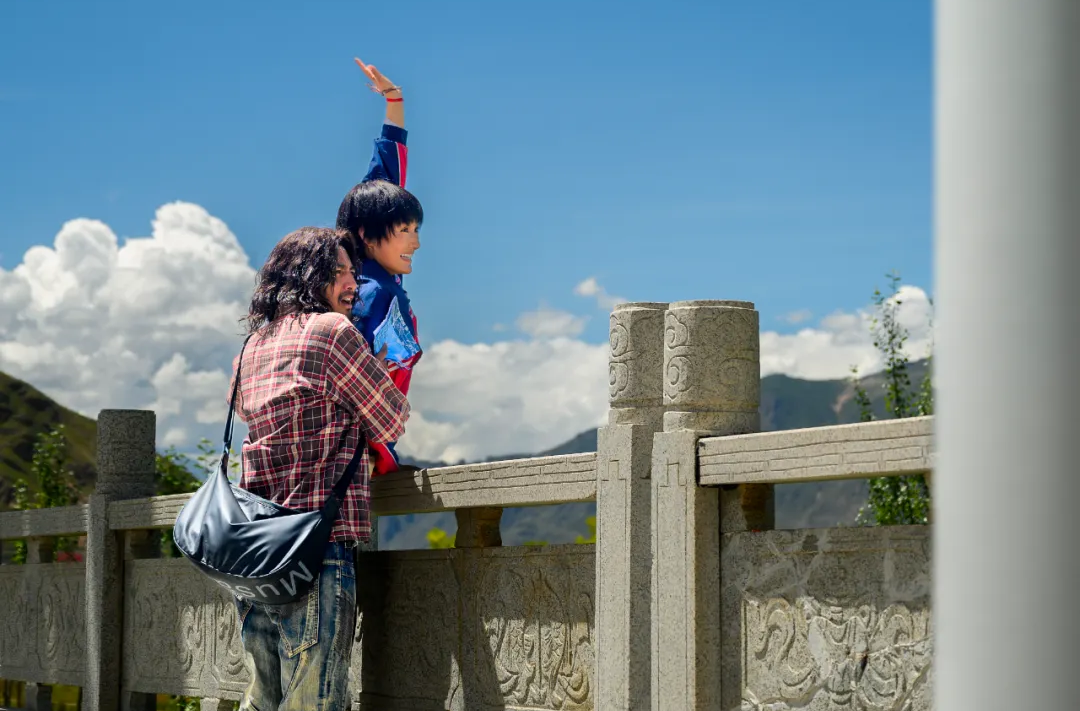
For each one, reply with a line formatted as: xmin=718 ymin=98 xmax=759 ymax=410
xmin=172 ymin=336 xmax=364 ymax=605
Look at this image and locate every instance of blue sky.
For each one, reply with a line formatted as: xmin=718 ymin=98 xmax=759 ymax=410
xmin=0 ymin=0 xmax=932 ymax=346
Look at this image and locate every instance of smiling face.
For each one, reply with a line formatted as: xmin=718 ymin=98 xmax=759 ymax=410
xmin=365 ymin=222 xmax=420 ymax=276
xmin=324 ymin=246 xmax=358 ymax=316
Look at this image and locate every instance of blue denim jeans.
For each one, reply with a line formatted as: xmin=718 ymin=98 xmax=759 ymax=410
xmin=234 ymin=542 xmax=357 ymax=711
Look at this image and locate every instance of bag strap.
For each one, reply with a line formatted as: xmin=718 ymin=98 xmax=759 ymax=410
xmin=224 ymin=333 xmax=366 ymax=503
xmin=222 ymin=334 xmax=253 ymax=454
xmin=331 ymin=436 xmax=365 ymax=502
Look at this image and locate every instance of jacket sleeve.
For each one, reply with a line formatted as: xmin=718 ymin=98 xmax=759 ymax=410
xmin=362 ymin=123 xmax=409 ymax=188
xmin=352 ymin=278 xmax=393 ymax=351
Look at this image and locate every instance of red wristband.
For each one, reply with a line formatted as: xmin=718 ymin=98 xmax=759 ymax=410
xmin=386 ymin=97 xmax=403 ymax=103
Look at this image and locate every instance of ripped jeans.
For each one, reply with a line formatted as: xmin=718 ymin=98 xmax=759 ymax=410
xmin=233 ymin=542 xmax=357 ymax=711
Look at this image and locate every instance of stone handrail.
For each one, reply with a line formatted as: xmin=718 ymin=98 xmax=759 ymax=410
xmin=99 ymin=452 xmax=598 ymax=531
xmin=697 ymin=416 xmax=934 ymax=486
xmin=0 ymin=504 xmax=89 ymax=540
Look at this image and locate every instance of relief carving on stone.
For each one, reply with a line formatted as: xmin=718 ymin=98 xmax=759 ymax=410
xmin=124 ymin=560 xmax=248 ymax=697
xmin=664 ymin=308 xmax=759 ymax=409
xmin=0 ymin=565 xmax=85 ymax=684
xmin=608 ymin=305 xmax=665 ymax=409
xmin=477 ymin=551 xmax=594 ymax=710
xmin=723 ymin=528 xmax=932 ymax=711
xmin=741 ymin=598 xmax=931 ymax=711
xmin=210 ymin=596 xmax=247 ymax=688
xmin=126 ymin=566 xmax=205 ymax=687
xmin=40 ymin=567 xmax=86 ymax=677
xmin=608 ymin=319 xmax=631 ymax=402
xmin=353 ymin=553 xmax=461 ymax=709
xmin=0 ymin=569 xmax=34 ymax=673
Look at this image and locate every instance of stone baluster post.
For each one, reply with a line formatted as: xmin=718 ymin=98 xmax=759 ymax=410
xmin=595 ymin=302 xmax=667 ymax=711
xmin=84 ymin=410 xmax=157 ymax=711
xmin=651 ymin=300 xmax=761 ymax=711
xmin=455 ymin=507 xmax=503 ymax=549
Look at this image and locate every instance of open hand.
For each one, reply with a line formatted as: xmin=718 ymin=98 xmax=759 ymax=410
xmin=354 ymin=58 xmax=400 ymax=96
xmin=374 ymin=344 xmax=392 ymax=372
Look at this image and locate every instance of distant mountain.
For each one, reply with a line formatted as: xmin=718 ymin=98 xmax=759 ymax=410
xmin=1 ymin=361 xmax=929 ymax=541
xmin=384 ymin=361 xmax=929 ymax=548
xmin=0 ymin=371 xmax=98 ymax=509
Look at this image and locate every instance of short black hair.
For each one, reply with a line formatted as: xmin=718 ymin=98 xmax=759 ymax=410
xmin=335 ymin=179 xmax=423 ymax=250
xmin=245 ymin=227 xmax=357 ymax=334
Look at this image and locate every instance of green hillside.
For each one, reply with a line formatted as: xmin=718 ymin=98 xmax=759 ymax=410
xmin=0 ymin=372 xmax=98 ymax=510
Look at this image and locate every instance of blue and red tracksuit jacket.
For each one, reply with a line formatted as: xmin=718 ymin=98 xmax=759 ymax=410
xmin=350 ymin=122 xmax=420 ymax=475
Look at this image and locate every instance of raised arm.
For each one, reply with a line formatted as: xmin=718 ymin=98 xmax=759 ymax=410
xmin=355 ymin=58 xmax=408 ymax=188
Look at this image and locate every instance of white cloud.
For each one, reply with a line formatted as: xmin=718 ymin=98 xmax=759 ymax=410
xmin=515 ymin=305 xmax=587 ymax=339
xmin=397 ymin=338 xmax=608 ymax=463
xmin=1 ymin=202 xmax=934 ymax=467
xmin=780 ymin=308 xmax=813 ymax=325
xmin=0 ymin=202 xmax=254 ymax=451
xmin=760 ymin=286 xmax=934 ymax=380
xmin=574 ymin=277 xmax=625 ymax=311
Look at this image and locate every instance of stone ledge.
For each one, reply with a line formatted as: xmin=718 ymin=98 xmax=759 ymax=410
xmin=698 ymin=417 xmax=934 ymax=486
xmin=106 ymin=453 xmax=599 ymax=529
xmin=0 ymin=504 xmax=89 ymax=539
xmin=372 ymin=453 xmax=597 ymax=515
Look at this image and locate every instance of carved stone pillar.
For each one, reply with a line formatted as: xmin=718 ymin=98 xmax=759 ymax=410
xmin=651 ymin=300 xmax=761 ymax=711
xmin=85 ymin=410 xmax=157 ymax=711
xmin=595 ymin=301 xmax=667 ymax=711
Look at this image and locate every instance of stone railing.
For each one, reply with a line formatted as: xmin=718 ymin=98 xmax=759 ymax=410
xmin=0 ymin=300 xmax=936 ymax=711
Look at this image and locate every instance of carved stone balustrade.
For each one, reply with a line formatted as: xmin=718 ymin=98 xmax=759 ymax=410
xmin=0 ymin=300 xmax=935 ymax=711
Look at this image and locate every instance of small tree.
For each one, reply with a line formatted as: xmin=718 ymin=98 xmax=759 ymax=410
xmin=9 ymin=426 xmax=81 ymax=563
xmin=851 ymin=272 xmax=933 ymax=526
xmin=156 ymin=447 xmax=202 ymax=495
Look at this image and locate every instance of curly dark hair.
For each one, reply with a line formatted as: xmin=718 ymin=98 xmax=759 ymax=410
xmin=244 ymin=226 xmax=357 ymax=334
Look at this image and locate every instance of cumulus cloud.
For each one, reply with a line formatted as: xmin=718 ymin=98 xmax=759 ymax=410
xmin=515 ymin=305 xmax=588 ymax=339
xmin=397 ymin=338 xmax=608 ymax=463
xmin=0 ymin=202 xmax=254 ymax=452
xmin=1 ymin=202 xmax=934 ymax=465
xmin=574 ymin=277 xmax=625 ymax=311
xmin=760 ymin=286 xmax=934 ymax=380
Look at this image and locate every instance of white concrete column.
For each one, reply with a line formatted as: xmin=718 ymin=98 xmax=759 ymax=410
xmin=935 ymin=1 xmax=1080 ymax=708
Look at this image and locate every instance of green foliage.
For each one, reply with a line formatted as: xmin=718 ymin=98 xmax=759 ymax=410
xmin=427 ymin=526 xmax=456 ymax=549
xmin=33 ymin=426 xmax=79 ymax=509
xmin=851 ymin=272 xmax=933 ymax=526
xmin=9 ymin=426 xmax=80 ymax=563
xmin=9 ymin=476 xmax=31 ymax=564
xmin=156 ymin=447 xmax=202 ymax=496
xmin=575 ymin=515 xmax=596 ymax=544
xmin=155 ymin=438 xmax=241 ymax=495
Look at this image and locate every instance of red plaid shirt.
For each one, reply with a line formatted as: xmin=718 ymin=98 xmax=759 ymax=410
xmin=230 ymin=312 xmax=409 ymax=543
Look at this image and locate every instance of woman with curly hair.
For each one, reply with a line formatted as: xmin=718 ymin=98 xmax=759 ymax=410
xmin=228 ymin=225 xmax=409 ymax=710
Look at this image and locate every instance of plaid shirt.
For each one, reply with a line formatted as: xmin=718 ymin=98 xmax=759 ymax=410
xmin=230 ymin=312 xmax=410 ymax=543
